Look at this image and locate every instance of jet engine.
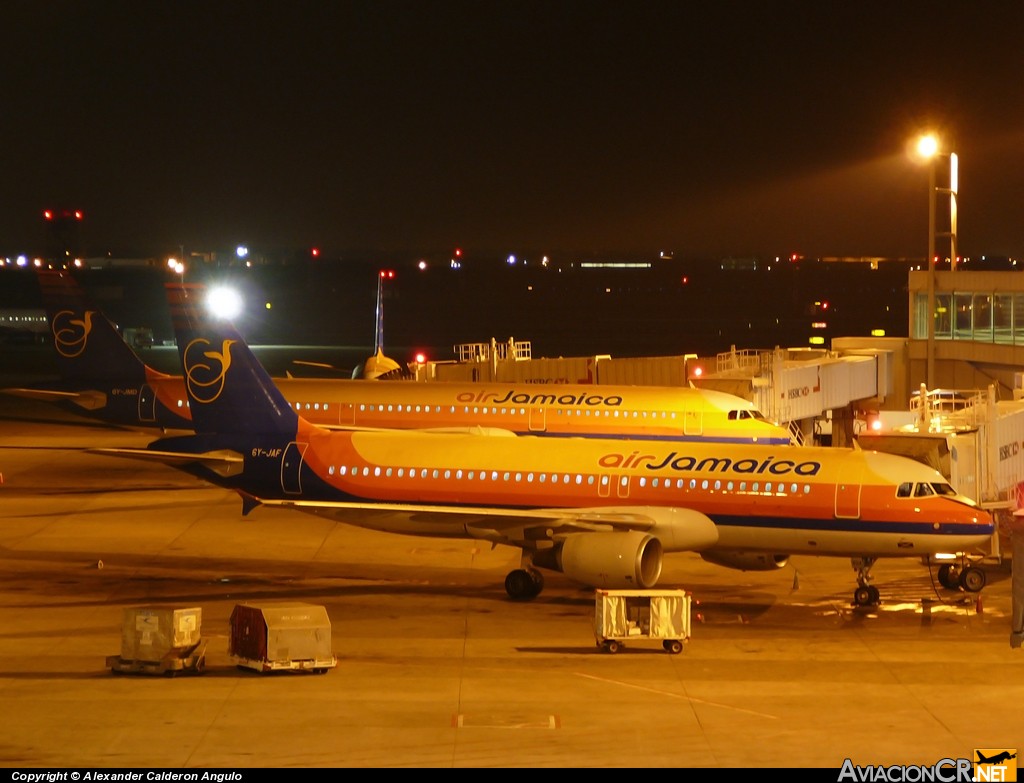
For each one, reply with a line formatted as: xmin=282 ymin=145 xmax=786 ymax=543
xmin=700 ymin=551 xmax=789 ymax=571
xmin=550 ymin=531 xmax=663 ymax=589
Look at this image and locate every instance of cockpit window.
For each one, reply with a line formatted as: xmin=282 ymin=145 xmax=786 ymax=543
xmin=914 ymin=483 xmax=936 ymax=497
xmin=931 ymin=482 xmax=957 ymax=497
xmin=896 ymin=482 xmax=913 ymax=498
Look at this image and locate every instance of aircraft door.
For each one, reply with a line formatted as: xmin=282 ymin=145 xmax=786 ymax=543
xmin=281 ymin=441 xmax=308 ymax=495
xmin=683 ymin=409 xmax=703 ymax=436
xmin=137 ymin=384 xmax=156 ymax=423
xmin=528 ymin=406 xmax=546 ymax=432
xmin=598 ymin=474 xmax=612 ymax=498
xmin=834 ymin=465 xmax=864 ymax=519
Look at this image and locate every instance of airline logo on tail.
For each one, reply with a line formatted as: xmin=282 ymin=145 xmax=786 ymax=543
xmin=183 ymin=337 xmax=236 ymax=403
xmin=52 ymin=309 xmax=94 ymax=358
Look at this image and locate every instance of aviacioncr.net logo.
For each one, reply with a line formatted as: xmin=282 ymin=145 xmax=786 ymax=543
xmin=183 ymin=337 xmax=236 ymax=404
xmin=51 ymin=309 xmax=94 ymax=358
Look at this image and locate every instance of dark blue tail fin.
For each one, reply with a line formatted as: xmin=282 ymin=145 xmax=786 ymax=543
xmin=36 ymin=269 xmax=149 ymax=384
xmin=166 ymin=282 xmax=299 ymax=437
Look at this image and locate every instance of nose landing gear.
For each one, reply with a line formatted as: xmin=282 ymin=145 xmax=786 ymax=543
xmin=936 ymin=560 xmax=987 ymax=593
xmin=851 ymin=557 xmax=881 ymax=607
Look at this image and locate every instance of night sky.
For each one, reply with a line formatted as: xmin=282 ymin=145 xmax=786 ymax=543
xmin=4 ymin=1 xmax=1024 ymax=262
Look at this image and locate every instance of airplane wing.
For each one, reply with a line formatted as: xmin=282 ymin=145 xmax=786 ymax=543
xmin=87 ymin=447 xmax=245 ymax=478
xmin=251 ymin=498 xmax=719 ymax=551
xmin=2 ymin=387 xmax=108 ymax=410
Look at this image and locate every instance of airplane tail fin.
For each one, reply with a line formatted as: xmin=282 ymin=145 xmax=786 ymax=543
xmin=166 ymin=282 xmax=299 ymax=437
xmin=36 ymin=269 xmax=151 ymax=384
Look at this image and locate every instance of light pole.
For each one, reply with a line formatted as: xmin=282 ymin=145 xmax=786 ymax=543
xmin=917 ymin=135 xmax=959 ymax=390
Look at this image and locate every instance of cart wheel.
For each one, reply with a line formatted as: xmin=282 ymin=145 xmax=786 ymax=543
xmin=604 ymin=641 xmax=619 ymax=654
xmin=663 ymin=640 xmax=683 ymax=654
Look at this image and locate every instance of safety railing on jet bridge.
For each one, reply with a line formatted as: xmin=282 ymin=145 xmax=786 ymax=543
xmin=452 ymin=339 xmax=533 ymax=363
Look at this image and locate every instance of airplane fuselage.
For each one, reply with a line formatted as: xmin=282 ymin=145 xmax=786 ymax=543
xmin=167 ymin=421 xmax=993 ymax=560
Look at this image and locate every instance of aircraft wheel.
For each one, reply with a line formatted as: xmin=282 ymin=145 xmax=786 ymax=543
xmin=937 ymin=563 xmax=960 ymax=590
xmin=505 ymin=569 xmax=542 ymax=600
xmin=959 ymin=566 xmax=986 ymax=593
xmin=854 ymin=585 xmax=879 ymax=607
xmin=604 ymin=641 xmax=619 ymax=654
xmin=663 ymin=640 xmax=683 ymax=654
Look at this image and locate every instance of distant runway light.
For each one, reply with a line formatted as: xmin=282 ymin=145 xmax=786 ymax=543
xmin=206 ymin=286 xmax=243 ymax=320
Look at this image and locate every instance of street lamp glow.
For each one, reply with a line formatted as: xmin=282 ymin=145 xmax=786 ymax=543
xmin=206 ymin=286 xmax=243 ymax=320
xmin=917 ymin=134 xmax=939 ymax=159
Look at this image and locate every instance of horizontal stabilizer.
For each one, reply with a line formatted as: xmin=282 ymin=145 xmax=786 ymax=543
xmin=87 ymin=447 xmax=245 ymax=478
xmin=2 ymin=387 xmax=108 ymax=410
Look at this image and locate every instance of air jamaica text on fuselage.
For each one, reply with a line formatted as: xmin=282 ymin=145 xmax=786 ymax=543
xmin=599 ymin=450 xmax=822 ymax=476
xmin=456 ymin=389 xmax=623 ymax=407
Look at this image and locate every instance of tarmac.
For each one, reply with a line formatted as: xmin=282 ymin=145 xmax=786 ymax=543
xmin=0 ymin=393 xmax=1022 ymax=770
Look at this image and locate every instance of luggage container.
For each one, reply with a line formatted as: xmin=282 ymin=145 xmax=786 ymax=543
xmin=106 ymin=606 xmax=206 ymax=675
xmin=594 ymin=589 xmax=691 ymax=654
xmin=229 ymin=602 xmax=337 ymax=674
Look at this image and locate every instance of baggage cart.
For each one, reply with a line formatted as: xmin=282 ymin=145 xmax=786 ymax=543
xmin=229 ymin=602 xmax=337 ymax=674
xmin=106 ymin=606 xmax=207 ymax=676
xmin=594 ymin=589 xmax=691 ymax=654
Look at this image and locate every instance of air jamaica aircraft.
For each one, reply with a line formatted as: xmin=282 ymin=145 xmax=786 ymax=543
xmin=6 ymin=269 xmax=791 ymax=445
xmin=89 ymin=282 xmax=995 ymax=607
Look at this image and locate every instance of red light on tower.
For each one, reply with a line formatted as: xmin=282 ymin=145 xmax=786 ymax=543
xmin=379 ymin=269 xmax=395 ymax=280
xmin=43 ymin=210 xmax=53 ymax=221
xmin=310 ymin=247 xmax=320 ymax=258
xmin=74 ymin=210 xmax=83 ymax=220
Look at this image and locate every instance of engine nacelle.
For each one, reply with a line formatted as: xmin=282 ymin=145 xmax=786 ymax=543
xmin=552 ymin=531 xmax=663 ymax=589
xmin=700 ymin=551 xmax=789 ymax=572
